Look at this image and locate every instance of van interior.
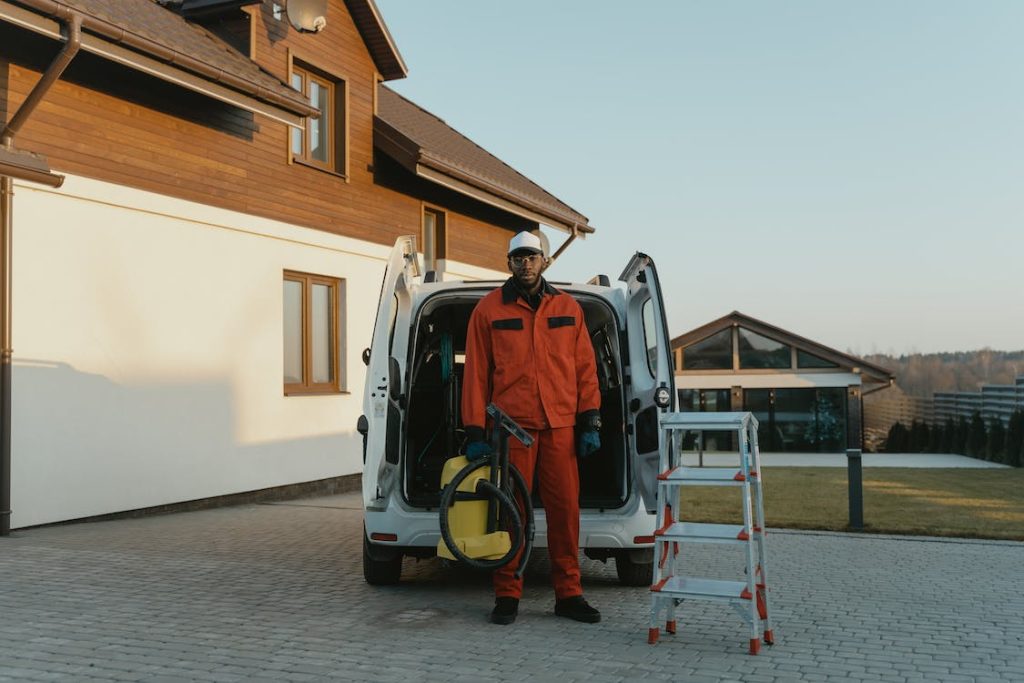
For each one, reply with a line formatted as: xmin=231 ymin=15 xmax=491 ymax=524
xmin=403 ymin=292 xmax=629 ymax=510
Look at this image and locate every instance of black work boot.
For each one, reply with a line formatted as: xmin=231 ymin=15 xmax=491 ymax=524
xmin=490 ymin=597 xmax=519 ymax=625
xmin=554 ymin=595 xmax=601 ymax=623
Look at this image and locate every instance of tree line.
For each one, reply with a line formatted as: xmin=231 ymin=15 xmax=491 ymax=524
xmin=884 ymin=410 xmax=1024 ymax=467
xmin=860 ymin=349 xmax=1023 ymax=397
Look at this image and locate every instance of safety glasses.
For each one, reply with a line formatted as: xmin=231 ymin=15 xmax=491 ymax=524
xmin=509 ymin=254 xmax=542 ymax=268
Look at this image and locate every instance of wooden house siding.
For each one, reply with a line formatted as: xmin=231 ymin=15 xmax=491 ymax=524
xmin=0 ymin=1 xmax=515 ymax=270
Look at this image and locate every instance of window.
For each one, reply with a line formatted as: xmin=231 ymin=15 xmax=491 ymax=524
xmin=422 ymin=207 xmax=447 ymax=274
xmin=290 ymin=63 xmax=346 ymax=174
xmin=678 ymin=388 xmax=734 ymax=451
xmin=797 ymin=349 xmax=839 ymax=368
xmin=641 ymin=299 xmax=659 ymax=377
xmin=743 ymin=387 xmax=847 ymax=452
xmin=738 ymin=328 xmax=791 ymax=369
xmin=683 ymin=328 xmax=733 ymax=370
xmin=284 ymin=271 xmax=343 ymax=394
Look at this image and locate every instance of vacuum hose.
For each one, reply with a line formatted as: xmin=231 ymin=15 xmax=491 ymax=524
xmin=438 ymin=457 xmax=534 ymax=577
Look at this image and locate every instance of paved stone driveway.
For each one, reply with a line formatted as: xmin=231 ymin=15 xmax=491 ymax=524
xmin=1 ymin=493 xmax=1022 ymax=682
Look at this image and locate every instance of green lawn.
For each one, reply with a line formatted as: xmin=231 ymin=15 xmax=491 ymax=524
xmin=677 ymin=467 xmax=1024 ymax=541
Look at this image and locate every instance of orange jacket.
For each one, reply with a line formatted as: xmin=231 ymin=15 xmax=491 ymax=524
xmin=462 ymin=279 xmax=600 ymax=433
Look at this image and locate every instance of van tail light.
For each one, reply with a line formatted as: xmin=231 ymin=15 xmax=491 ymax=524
xmin=370 ymin=532 xmax=398 ymax=542
xmin=633 ymin=535 xmax=655 ymax=544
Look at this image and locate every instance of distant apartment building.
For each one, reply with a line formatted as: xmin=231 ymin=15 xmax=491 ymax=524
xmin=935 ymin=377 xmax=1024 ymax=426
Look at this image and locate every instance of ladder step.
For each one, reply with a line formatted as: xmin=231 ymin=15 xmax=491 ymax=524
xmin=660 ymin=411 xmax=753 ymax=430
xmin=652 ymin=577 xmax=751 ymax=601
xmin=655 ymin=522 xmax=754 ymax=543
xmin=658 ymin=467 xmax=749 ymax=485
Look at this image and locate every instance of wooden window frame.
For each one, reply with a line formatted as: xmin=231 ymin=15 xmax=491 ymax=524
xmin=288 ymin=56 xmax=349 ymax=178
xmin=284 ymin=270 xmax=343 ymax=396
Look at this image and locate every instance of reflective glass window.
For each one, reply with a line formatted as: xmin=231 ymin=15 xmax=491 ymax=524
xmin=683 ymin=328 xmax=732 ymax=370
xmin=738 ymin=328 xmax=791 ymax=369
xmin=797 ymin=349 xmax=839 ymax=368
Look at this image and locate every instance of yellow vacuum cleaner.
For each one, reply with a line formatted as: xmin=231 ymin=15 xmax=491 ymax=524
xmin=437 ymin=404 xmax=534 ymax=575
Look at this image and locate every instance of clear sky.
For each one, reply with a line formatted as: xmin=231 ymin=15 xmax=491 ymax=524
xmin=378 ymin=1 xmax=1023 ymax=355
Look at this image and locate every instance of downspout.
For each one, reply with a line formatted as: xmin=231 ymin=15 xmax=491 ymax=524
xmin=547 ymin=223 xmax=579 ymax=264
xmin=0 ymin=13 xmax=81 ymax=536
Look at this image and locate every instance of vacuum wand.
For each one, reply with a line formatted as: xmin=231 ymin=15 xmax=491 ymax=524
xmin=486 ymin=403 xmax=533 ymax=535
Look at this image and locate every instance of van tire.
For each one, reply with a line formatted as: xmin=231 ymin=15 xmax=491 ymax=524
xmin=363 ymin=531 xmax=403 ymax=585
xmin=615 ymin=549 xmax=654 ymax=586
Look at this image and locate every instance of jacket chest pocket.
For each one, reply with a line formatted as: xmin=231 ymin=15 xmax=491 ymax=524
xmin=547 ymin=315 xmax=575 ymax=329
xmin=493 ymin=318 xmax=524 ymax=331
xmin=491 ymin=317 xmax=528 ymax=368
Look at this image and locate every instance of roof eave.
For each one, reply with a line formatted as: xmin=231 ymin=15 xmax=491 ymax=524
xmin=1 ymin=0 xmax=316 ymax=123
xmin=414 ymin=155 xmax=592 ymax=235
xmin=344 ymin=0 xmax=407 ymax=80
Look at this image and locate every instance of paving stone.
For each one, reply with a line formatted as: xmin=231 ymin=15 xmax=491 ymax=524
xmin=1 ymin=493 xmax=1022 ymax=682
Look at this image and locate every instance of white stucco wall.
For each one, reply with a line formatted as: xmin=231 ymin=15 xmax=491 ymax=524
xmin=9 ymin=175 xmax=501 ymax=528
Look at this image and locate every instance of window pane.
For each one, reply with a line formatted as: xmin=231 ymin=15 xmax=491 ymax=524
xmin=283 ymin=280 xmax=303 ymax=384
xmin=641 ymin=299 xmax=658 ymax=377
xmin=738 ymin=328 xmax=791 ymax=369
xmin=291 ymin=73 xmax=304 ymax=156
xmin=809 ymin=388 xmax=846 ymax=451
xmin=797 ymin=349 xmax=839 ymax=368
xmin=310 ymin=81 xmax=329 ymax=162
xmin=704 ymin=389 xmax=731 ymax=412
xmin=683 ymin=328 xmax=732 ymax=370
xmin=422 ymin=211 xmax=436 ymax=267
xmin=679 ymin=389 xmax=700 ymax=412
xmin=311 ymin=283 xmax=334 ymax=384
xmin=744 ymin=389 xmax=773 ymax=450
xmin=774 ymin=388 xmax=817 ymax=451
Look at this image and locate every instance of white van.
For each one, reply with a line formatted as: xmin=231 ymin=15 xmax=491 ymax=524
xmin=358 ymin=236 xmax=676 ymax=586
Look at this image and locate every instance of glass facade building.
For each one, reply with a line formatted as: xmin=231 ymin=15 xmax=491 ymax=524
xmin=672 ymin=313 xmax=893 ymax=454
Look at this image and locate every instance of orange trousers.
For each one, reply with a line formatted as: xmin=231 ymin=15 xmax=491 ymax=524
xmin=494 ymin=425 xmax=582 ymax=600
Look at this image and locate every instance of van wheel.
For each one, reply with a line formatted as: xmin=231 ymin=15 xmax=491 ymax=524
xmin=363 ymin=531 xmax=402 ymax=585
xmin=615 ymin=549 xmax=654 ymax=586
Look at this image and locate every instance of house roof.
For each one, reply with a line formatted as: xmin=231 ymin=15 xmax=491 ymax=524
xmin=344 ymin=0 xmax=406 ymax=81
xmin=672 ymin=311 xmax=895 ymax=385
xmin=1 ymin=0 xmax=403 ymax=124
xmin=374 ymin=86 xmax=593 ymax=236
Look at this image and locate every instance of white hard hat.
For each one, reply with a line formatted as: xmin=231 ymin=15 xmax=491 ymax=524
xmin=508 ymin=231 xmax=544 ymax=256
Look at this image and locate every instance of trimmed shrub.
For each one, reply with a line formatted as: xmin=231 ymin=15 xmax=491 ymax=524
xmin=885 ymin=421 xmax=909 ymax=453
xmin=986 ymin=417 xmax=1006 ymax=463
xmin=1006 ymin=411 xmax=1024 ymax=467
xmin=966 ymin=412 xmax=987 ymax=459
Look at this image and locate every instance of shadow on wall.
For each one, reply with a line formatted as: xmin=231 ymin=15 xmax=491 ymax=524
xmin=11 ymin=359 xmax=362 ymax=528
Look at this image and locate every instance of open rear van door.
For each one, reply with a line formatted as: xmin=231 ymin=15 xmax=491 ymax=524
xmin=619 ymin=253 xmax=676 ymax=514
xmin=362 ymin=236 xmax=419 ymax=510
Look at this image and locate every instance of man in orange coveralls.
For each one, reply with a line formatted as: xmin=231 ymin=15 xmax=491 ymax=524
xmin=462 ymin=230 xmax=603 ymax=625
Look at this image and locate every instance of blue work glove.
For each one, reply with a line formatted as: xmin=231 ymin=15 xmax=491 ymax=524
xmin=465 ymin=440 xmax=493 ymax=461
xmin=577 ymin=430 xmax=601 ymax=459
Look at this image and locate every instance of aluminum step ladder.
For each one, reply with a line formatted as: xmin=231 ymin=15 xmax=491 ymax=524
xmin=648 ymin=411 xmax=775 ymax=654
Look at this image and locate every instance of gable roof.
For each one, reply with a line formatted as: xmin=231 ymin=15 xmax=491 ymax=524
xmin=672 ymin=311 xmax=894 ymax=384
xmin=374 ymin=86 xmax=593 ymax=236
xmin=344 ymin=0 xmax=406 ymax=81
xmin=1 ymin=0 xmax=381 ymax=126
